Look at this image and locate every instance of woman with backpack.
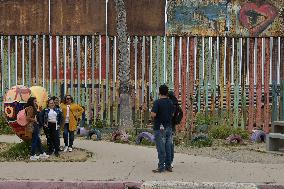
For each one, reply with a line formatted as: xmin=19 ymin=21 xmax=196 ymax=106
xmin=25 ymin=97 xmax=49 ymax=161
xmin=41 ymin=98 xmax=63 ymax=157
xmin=60 ymin=95 xmax=84 ymax=152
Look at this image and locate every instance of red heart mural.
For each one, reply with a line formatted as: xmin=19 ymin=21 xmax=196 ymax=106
xmin=239 ymin=2 xmax=278 ymax=36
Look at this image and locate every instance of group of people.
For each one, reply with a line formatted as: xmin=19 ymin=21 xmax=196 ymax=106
xmin=24 ymin=84 xmax=179 ymax=171
xmin=25 ymin=95 xmax=84 ymax=160
xmin=151 ymin=84 xmax=180 ymax=173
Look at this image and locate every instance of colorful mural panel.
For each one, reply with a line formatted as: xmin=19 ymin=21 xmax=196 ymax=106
xmin=167 ymin=0 xmax=284 ymax=37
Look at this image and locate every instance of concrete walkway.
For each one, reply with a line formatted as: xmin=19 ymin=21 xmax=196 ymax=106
xmin=0 ymin=135 xmax=284 ymax=185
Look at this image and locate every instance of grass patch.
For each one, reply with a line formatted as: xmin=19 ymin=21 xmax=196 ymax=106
xmin=0 ymin=141 xmax=93 ymax=162
xmin=0 ymin=142 xmax=31 ymax=161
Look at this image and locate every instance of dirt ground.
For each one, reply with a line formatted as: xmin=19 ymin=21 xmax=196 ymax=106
xmin=175 ymin=140 xmax=284 ymax=164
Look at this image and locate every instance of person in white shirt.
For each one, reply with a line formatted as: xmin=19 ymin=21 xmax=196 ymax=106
xmin=41 ymin=99 xmax=63 ymax=157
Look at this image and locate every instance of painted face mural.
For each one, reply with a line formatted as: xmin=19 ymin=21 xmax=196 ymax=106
xmin=3 ymin=86 xmax=32 ymax=141
xmin=3 ymin=85 xmax=49 ymax=141
xmin=30 ymin=86 xmax=48 ymax=111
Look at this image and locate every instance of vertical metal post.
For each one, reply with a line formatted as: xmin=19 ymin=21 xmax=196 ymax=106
xmin=134 ymin=36 xmax=137 ymax=93
xmin=35 ymin=35 xmax=38 ymax=85
xmin=28 ymin=36 xmax=32 ymax=87
xmin=231 ymin=38 xmax=235 ymax=85
xmin=150 ymin=36 xmax=153 ymax=94
xmin=99 ymin=35 xmax=102 ymax=85
xmin=43 ymin=35 xmax=45 ymax=88
xmin=142 ymin=36 xmax=146 ymax=105
xmin=70 ymin=36 xmax=74 ymax=97
xmin=224 ymin=37 xmax=227 ymax=84
xmin=49 ymin=35 xmax=52 ymax=95
xmin=22 ymin=36 xmax=25 ymax=85
xmin=278 ymin=37 xmax=281 ymax=85
xmin=247 ymin=38 xmax=250 ymax=85
xmin=270 ymin=37 xmax=273 ymax=85
xmin=8 ymin=36 xmax=11 ymax=89
xmin=156 ymin=36 xmax=160 ymax=94
xmin=0 ymin=36 xmax=3 ymax=111
xmin=172 ymin=37 xmax=175 ymax=83
xmin=56 ymin=36 xmax=60 ymax=97
xmin=216 ymin=36 xmax=219 ymax=85
xmin=63 ymin=36 xmax=67 ymax=94
xmin=15 ymin=36 xmax=18 ymax=86
xmin=77 ymin=36 xmax=81 ymax=103
xmin=163 ymin=36 xmax=166 ymax=84
xmin=91 ymin=36 xmax=95 ymax=105
xmin=194 ymin=37 xmax=197 ymax=81
xmin=84 ymin=36 xmax=87 ymax=88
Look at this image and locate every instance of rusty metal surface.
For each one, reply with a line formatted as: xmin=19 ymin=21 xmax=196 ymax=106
xmin=108 ymin=0 xmax=165 ymax=36
xmin=167 ymin=0 xmax=284 ymax=37
xmin=0 ymin=0 xmax=49 ymax=35
xmin=51 ymin=0 xmax=106 ymax=35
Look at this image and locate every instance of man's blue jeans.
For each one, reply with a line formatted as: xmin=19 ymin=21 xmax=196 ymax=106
xmin=154 ymin=127 xmax=173 ymax=171
xmin=63 ymin=123 xmax=74 ymax=147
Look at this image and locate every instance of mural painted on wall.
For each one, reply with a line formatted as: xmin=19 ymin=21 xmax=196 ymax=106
xmin=167 ymin=0 xmax=284 ymax=37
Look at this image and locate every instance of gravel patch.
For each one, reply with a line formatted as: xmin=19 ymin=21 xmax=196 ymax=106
xmin=175 ymin=140 xmax=284 ymax=164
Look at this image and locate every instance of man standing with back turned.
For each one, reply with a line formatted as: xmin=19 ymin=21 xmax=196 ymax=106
xmin=151 ymin=85 xmax=174 ymax=173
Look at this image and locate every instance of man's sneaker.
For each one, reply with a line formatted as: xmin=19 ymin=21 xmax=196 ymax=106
xmin=166 ymin=167 xmax=173 ymax=172
xmin=39 ymin=152 xmax=49 ymax=159
xmin=152 ymin=168 xmax=165 ymax=173
xmin=68 ymin=147 xmax=73 ymax=152
xmin=59 ymin=146 xmax=64 ymax=151
xmin=30 ymin=155 xmax=39 ymax=161
xmin=63 ymin=146 xmax=68 ymax=152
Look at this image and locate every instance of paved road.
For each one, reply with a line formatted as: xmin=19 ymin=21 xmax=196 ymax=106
xmin=0 ymin=135 xmax=284 ymax=185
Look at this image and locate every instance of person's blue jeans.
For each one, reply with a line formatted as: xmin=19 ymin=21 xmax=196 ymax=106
xmin=154 ymin=127 xmax=173 ymax=171
xmin=171 ymin=138 xmax=174 ymax=164
xmin=63 ymin=123 xmax=74 ymax=147
xmin=31 ymin=124 xmax=44 ymax=156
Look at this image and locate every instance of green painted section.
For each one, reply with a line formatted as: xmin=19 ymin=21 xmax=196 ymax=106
xmin=233 ymin=39 xmax=240 ymax=128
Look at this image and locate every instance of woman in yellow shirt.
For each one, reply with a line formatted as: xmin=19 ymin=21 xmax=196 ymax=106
xmin=60 ymin=95 xmax=84 ymax=152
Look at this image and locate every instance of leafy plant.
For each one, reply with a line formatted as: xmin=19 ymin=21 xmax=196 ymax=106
xmin=195 ymin=112 xmax=216 ymax=126
xmin=209 ymin=125 xmax=249 ymax=140
xmin=94 ymin=118 xmax=104 ymax=128
xmin=0 ymin=114 xmax=13 ymax=135
xmin=190 ymin=134 xmax=213 ymax=148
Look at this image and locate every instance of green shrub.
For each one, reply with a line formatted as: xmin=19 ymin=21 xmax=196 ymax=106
xmin=0 ymin=115 xmax=13 ymax=135
xmin=191 ymin=135 xmax=213 ymax=148
xmin=195 ymin=112 xmax=217 ymax=126
xmin=209 ymin=125 xmax=249 ymax=140
xmin=0 ymin=142 xmax=31 ymax=161
xmin=231 ymin=128 xmax=249 ymax=140
xmin=95 ymin=119 xmax=104 ymax=128
xmin=140 ymin=139 xmax=155 ymax=146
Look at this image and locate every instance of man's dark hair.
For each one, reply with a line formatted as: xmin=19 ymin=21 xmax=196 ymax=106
xmin=159 ymin=85 xmax=169 ymax=96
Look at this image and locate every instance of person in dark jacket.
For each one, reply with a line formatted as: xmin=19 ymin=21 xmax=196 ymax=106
xmin=151 ymin=85 xmax=174 ymax=173
xmin=41 ymin=98 xmax=63 ymax=157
